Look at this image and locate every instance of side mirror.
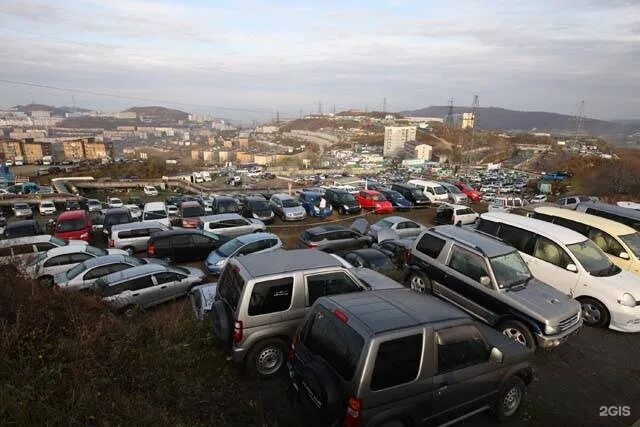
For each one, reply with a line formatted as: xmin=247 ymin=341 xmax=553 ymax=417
xmin=566 ymin=263 xmax=578 ymax=273
xmin=619 ymin=252 xmax=630 ymax=260
xmin=479 ymin=276 xmax=492 ymax=287
xmin=489 ymin=347 xmax=504 ymax=364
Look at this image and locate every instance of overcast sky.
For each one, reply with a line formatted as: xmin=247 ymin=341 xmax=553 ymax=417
xmin=1 ymin=0 xmax=639 ymax=122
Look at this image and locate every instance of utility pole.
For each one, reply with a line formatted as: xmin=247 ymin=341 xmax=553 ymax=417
xmin=318 ymin=101 xmax=322 ymax=115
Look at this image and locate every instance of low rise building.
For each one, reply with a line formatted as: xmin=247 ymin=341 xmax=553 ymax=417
xmin=415 ymin=144 xmax=433 ymax=160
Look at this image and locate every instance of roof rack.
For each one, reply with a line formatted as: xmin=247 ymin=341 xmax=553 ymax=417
xmin=428 ymin=226 xmax=486 ymax=256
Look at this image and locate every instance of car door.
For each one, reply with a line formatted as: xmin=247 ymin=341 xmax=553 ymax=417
xmin=524 ymin=235 xmax=580 ymax=295
xmin=154 ymin=271 xmax=188 ymax=300
xmin=396 ymin=221 xmax=422 ymax=239
xmin=429 ymin=325 xmax=502 ymax=425
xmin=123 ymin=275 xmax=157 ymax=307
xmin=170 ymin=234 xmax=193 ymax=262
xmin=236 ymin=241 xmax=263 ymax=258
xmin=270 ymin=198 xmax=282 ymax=216
xmin=191 ymin=234 xmax=216 ymax=260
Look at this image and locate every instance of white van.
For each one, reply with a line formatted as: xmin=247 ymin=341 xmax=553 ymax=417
xmin=143 ymin=185 xmax=158 ymax=196
xmin=476 ymin=212 xmax=640 ymax=333
xmin=142 ymin=202 xmax=171 ymax=227
xmin=407 ymin=179 xmax=449 ymax=203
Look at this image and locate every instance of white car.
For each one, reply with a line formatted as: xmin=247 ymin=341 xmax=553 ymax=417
xmin=166 ymin=204 xmax=179 ymax=217
xmin=27 ymin=245 xmax=128 ymax=286
xmin=107 ymin=197 xmax=124 ymax=208
xmin=125 ymin=204 xmax=142 ymax=221
xmin=436 ymin=203 xmax=479 ymax=225
xmin=142 ymin=201 xmax=171 ymax=227
xmin=143 ymin=186 xmax=159 ymax=196
xmin=530 ymin=194 xmax=548 ymax=204
xmin=39 ymin=200 xmax=57 ymax=215
xmin=87 ymin=199 xmax=103 ymax=212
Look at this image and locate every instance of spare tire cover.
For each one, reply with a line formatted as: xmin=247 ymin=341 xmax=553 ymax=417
xmin=298 ymin=360 xmax=343 ymax=426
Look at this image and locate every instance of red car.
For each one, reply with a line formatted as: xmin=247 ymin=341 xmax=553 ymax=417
xmin=180 ymin=201 xmax=205 ymax=228
xmin=54 ymin=210 xmax=92 ymax=243
xmin=355 ymin=190 xmax=394 ymax=214
xmin=453 ymin=181 xmax=483 ymax=203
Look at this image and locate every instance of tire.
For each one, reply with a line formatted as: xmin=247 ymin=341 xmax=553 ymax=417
xmin=408 ymin=271 xmax=432 ymax=294
xmin=245 ymin=338 xmax=288 ymax=379
xmin=492 ymin=376 xmax=526 ymax=421
xmin=297 ymin=360 xmax=343 ymax=427
xmin=38 ymin=275 xmax=53 ymax=287
xmin=122 ymin=305 xmax=138 ymax=317
xmin=499 ymin=320 xmax=536 ymax=349
xmin=211 ymin=300 xmax=232 ymax=346
xmin=578 ymin=297 xmax=610 ymax=328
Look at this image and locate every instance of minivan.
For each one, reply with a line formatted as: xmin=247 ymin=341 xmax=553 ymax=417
xmin=146 ymin=229 xmax=227 ymax=263
xmin=110 ymin=221 xmax=170 ymax=254
xmin=54 ymin=210 xmax=93 ymax=243
xmin=390 ymin=183 xmax=430 ymax=207
xmin=407 ymin=179 xmax=449 ymax=203
xmin=576 ymin=202 xmax=640 ymax=231
xmin=102 ymin=208 xmax=134 ymax=241
xmin=476 ymin=212 xmax=640 ymax=333
xmin=142 ymin=201 xmax=171 ymax=227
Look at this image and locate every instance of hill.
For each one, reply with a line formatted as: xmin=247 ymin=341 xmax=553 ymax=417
xmin=13 ymin=104 xmax=91 ymax=116
xmin=401 ymin=106 xmax=638 ymax=142
xmin=125 ymin=106 xmax=189 ymax=121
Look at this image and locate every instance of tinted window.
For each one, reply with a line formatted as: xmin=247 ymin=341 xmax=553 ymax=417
xmin=129 ymin=275 xmax=154 ymax=290
xmin=306 ymin=272 xmax=362 ymax=306
xmin=371 ymin=334 xmax=423 ymax=391
xmin=554 ymin=217 xmax=589 ymax=236
xmin=171 ymin=235 xmax=192 ymax=247
xmin=155 ymin=272 xmax=180 ymax=284
xmin=476 ymin=218 xmax=499 ymax=236
xmin=302 ymin=307 xmax=364 ymax=381
xmin=248 ymin=277 xmax=293 ymax=316
xmin=12 ymin=244 xmax=34 ymax=255
xmin=587 ymin=229 xmax=625 ymax=258
xmin=437 ymin=325 xmax=489 ymax=374
xmin=531 ymin=212 xmax=554 ymax=222
xmin=44 ymin=254 xmax=71 ymax=267
xmin=153 ymin=237 xmax=171 ymax=250
xmin=448 ymin=247 xmax=489 ymax=282
xmin=85 ymin=265 xmax=114 ymax=280
xmin=416 ymin=234 xmax=446 ymax=258
xmin=533 ymin=236 xmax=572 ymax=269
xmin=497 ymin=224 xmax=535 ymax=254
xmin=217 ymin=265 xmax=244 ymax=311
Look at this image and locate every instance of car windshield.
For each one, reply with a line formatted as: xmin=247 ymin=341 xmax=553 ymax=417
xmin=456 ymin=208 xmax=475 ymax=215
xmin=366 ymin=254 xmax=394 ymax=269
xmin=490 ymin=252 xmax=531 ymax=289
xmin=433 ymin=186 xmax=447 ymax=195
xmin=183 ymin=206 xmax=205 ymax=217
xmin=86 ymin=246 xmax=107 ymax=257
xmin=56 ymin=219 xmax=87 ymax=233
xmin=217 ymin=201 xmax=238 ymax=213
xmin=410 ymin=188 xmax=426 ymax=197
xmin=371 ymin=194 xmax=386 ymax=201
xmin=202 ymin=231 xmax=221 ymax=241
xmin=66 ymin=262 xmax=87 ymax=279
xmin=282 ymin=199 xmax=299 ymax=208
xmin=446 ymin=185 xmax=462 ymax=194
xmin=248 ymin=200 xmax=270 ymax=210
xmin=567 ymin=240 xmax=618 ymax=276
xmin=620 ymin=233 xmax=640 ymax=258
xmin=50 ymin=237 xmax=67 ymax=246
xmin=41 ymin=202 xmax=54 ymax=208
xmin=216 ymin=239 xmax=245 ymax=257
xmin=110 ymin=198 xmax=122 ymax=204
xmin=105 ymin=213 xmax=130 ymax=226
xmin=144 ymin=210 xmax=167 ymax=220
xmin=374 ymin=219 xmax=393 ymax=229
xmin=336 ymin=193 xmax=356 ymax=203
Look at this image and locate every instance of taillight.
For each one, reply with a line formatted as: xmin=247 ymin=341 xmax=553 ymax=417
xmin=148 ymin=245 xmax=156 ymax=256
xmin=108 ymin=238 xmax=114 ymax=247
xmin=333 ymin=309 xmax=349 ymax=323
xmin=343 ymin=397 xmax=362 ymax=427
xmin=288 ymin=334 xmax=297 ymax=361
xmin=307 ymin=241 xmax=318 ymax=248
xmin=233 ymin=320 xmax=243 ymax=343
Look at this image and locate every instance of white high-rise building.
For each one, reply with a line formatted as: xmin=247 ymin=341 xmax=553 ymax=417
xmin=383 ymin=126 xmax=417 ymax=157
xmin=414 ymin=144 xmax=433 ymax=160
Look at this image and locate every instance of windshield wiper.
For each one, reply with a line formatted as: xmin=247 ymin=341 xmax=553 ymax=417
xmin=507 ymin=276 xmax=531 ymax=290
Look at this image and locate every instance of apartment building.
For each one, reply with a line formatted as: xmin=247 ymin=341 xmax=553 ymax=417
xmin=383 ymin=126 xmax=416 ymax=157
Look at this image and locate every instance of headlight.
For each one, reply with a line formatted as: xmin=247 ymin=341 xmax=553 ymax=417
xmin=313 ymin=206 xmax=320 ymax=212
xmin=618 ymin=293 xmax=637 ymax=307
xmin=343 ymin=205 xmax=349 ymax=210
xmin=215 ymin=259 xmax=227 ymax=267
xmin=544 ymin=324 xmax=559 ymax=335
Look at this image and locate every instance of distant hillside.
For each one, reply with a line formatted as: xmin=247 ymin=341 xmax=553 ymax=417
xmin=401 ymin=106 xmax=638 ymax=142
xmin=13 ymin=104 xmax=91 ymax=116
xmin=125 ymin=106 xmax=188 ymax=121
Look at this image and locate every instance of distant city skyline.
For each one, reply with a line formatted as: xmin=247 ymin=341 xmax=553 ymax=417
xmin=1 ymin=0 xmax=639 ymax=122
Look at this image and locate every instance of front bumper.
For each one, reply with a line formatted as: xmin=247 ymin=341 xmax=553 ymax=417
xmin=342 ymin=206 xmax=362 ymax=214
xmin=535 ymin=318 xmax=583 ymax=348
xmin=609 ymin=306 xmax=640 ymax=332
xmin=283 ymin=214 xmax=306 ymax=221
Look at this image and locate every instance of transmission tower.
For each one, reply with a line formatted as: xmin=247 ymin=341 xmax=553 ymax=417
xmin=318 ymin=101 xmax=323 ymax=115
xmin=574 ymin=100 xmax=585 ymax=144
xmin=445 ymin=98 xmax=455 ymax=126
xmin=382 ymin=97 xmax=387 ymax=113
xmin=470 ymin=95 xmax=479 ymax=147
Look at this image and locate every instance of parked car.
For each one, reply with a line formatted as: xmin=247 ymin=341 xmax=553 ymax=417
xmin=210 ymin=249 xmax=401 ymax=378
xmin=142 ymin=201 xmax=171 ymax=227
xmin=576 ymin=202 xmax=640 ymax=231
xmin=239 ymin=195 xmax=275 ymax=223
xmin=197 ymin=213 xmax=266 ymax=238
xmin=109 ymin=221 xmax=170 ymax=254
xmin=95 ymin=264 xmax=205 ymax=315
xmin=205 ymin=232 xmax=282 ymax=274
xmin=269 ymin=193 xmax=307 ymax=221
xmin=488 ymin=197 xmax=525 ymax=213
xmin=3 ymin=220 xmax=41 ymax=239
xmin=377 ymin=188 xmax=412 ymax=211
xmin=211 ymin=196 xmax=241 ymax=215
xmin=127 ymin=196 xmax=144 ymax=209
xmin=12 ymin=202 xmax=33 ymax=219
xmin=368 ymin=216 xmax=426 ymax=240
xmin=530 ymin=194 xmax=548 ymax=204
xmin=406 ymin=225 xmax=582 ymax=349
xmin=27 ymin=245 xmax=128 ymax=286
xmin=342 ymin=248 xmax=398 ymax=278
xmin=557 ymin=195 xmax=591 ymax=210
xmin=440 ymin=181 xmax=469 ymax=204
xmin=54 ymin=254 xmax=152 ymax=291
xmin=166 ymin=204 xmax=179 ymax=218
xmin=0 ymin=235 xmax=87 ymax=265
xmin=54 ymin=210 xmax=93 ymax=243
xmin=124 ymin=204 xmax=142 ymax=221
xmin=288 ymin=289 xmax=535 ymax=427
xmin=146 ymin=229 xmax=227 ymax=263
xmin=476 ymin=212 xmax=640 ymax=332
xmin=390 ymin=183 xmax=431 ymax=207
xmin=143 ymin=185 xmax=159 ymax=196
xmin=355 ymin=190 xmax=393 ymax=214
xmin=102 ymin=208 xmax=134 ymax=241
xmin=180 ymin=201 xmax=205 ymax=228
xmin=166 ymin=195 xmax=182 ymax=208
xmin=407 ymin=179 xmax=449 ymax=203
xmin=435 ymin=203 xmax=479 ymax=225
xmin=299 ymin=191 xmax=332 ymax=218
xmin=87 ymin=199 xmax=102 ymax=212
xmin=323 ymin=188 xmax=362 ymax=215
xmin=453 ymin=181 xmax=483 ymax=203
xmin=107 ymin=197 xmax=124 ymax=208
xmin=298 ymin=221 xmax=372 ymax=253
xmin=38 ymin=200 xmax=56 ymax=216
xmin=189 ymin=283 xmax=218 ymax=320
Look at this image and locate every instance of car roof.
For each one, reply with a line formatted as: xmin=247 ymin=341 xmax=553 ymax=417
xmin=100 ymin=263 xmax=166 ymax=284
xmin=149 ymin=229 xmax=205 ymax=239
xmin=235 ymin=232 xmax=279 ymax=244
xmin=5 ymin=219 xmax=37 ymax=228
xmin=105 ymin=208 xmax=129 ymax=214
xmin=13 ymin=202 xmax=30 ymax=207
xmin=377 ymin=216 xmax=410 ymax=224
xmin=39 ymin=199 xmax=54 ymax=204
xmin=408 ymin=179 xmax=442 ymax=186
xmin=0 ymin=234 xmax=54 ymax=247
xmin=391 ymin=182 xmax=418 ymax=189
xmin=301 ymin=191 xmax=322 ymax=196
xmin=441 ymin=203 xmax=473 ymax=210
xmin=429 ymin=225 xmax=514 ymax=257
xmin=305 ymin=224 xmax=349 ymax=234
xmin=144 ymin=201 xmax=166 ymax=209
xmin=215 ymin=196 xmax=237 ymax=201
xmin=57 ymin=210 xmax=87 ymax=220
xmin=181 ymin=201 xmax=201 ymax=208
xmin=533 ymin=206 xmax=636 ymax=236
xmin=199 ymin=213 xmax=244 ymax=222
xmin=112 ymin=221 xmax=166 ymax=232
xmin=236 ymin=249 xmax=342 ymax=277
xmin=80 ymin=254 xmax=130 ymax=268
xmin=45 ymin=244 xmax=92 ymax=257
xmin=578 ymin=202 xmax=640 ymax=221
xmin=272 ymin=193 xmax=294 ymax=200
xmin=480 ymin=212 xmax=586 ymax=245
xmin=324 ymin=289 xmax=469 ymax=335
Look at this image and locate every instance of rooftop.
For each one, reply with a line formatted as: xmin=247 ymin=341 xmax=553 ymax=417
xmin=430 ymin=225 xmax=513 ymax=257
xmin=481 ymin=212 xmax=586 ymax=245
xmin=238 ymin=249 xmax=342 ymax=277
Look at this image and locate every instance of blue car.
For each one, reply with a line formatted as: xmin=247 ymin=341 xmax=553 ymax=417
xmin=379 ymin=189 xmax=412 ymax=211
xmin=205 ymin=232 xmax=283 ymax=274
xmin=299 ymin=191 xmax=333 ymax=218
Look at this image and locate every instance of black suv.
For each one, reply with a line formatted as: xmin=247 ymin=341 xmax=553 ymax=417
xmin=297 ymin=220 xmax=371 ymax=253
xmin=405 ymin=225 xmax=582 ymax=349
xmin=391 ymin=183 xmax=430 ymax=207
xmin=146 ymin=229 xmax=227 ymax=262
xmin=289 ymin=289 xmax=535 ymax=427
xmin=212 ymin=196 xmax=241 ymax=215
xmin=102 ymin=208 xmax=133 ymax=241
xmin=324 ymin=188 xmax=361 ymax=215
xmin=239 ymin=195 xmax=275 ymax=223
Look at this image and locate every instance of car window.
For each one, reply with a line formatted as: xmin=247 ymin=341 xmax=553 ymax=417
xmin=553 ymin=217 xmax=589 ymax=235
xmin=306 ymin=271 xmax=362 ymax=306
xmin=191 ymin=234 xmax=212 ymax=246
xmin=44 ymin=254 xmax=71 ymax=267
xmin=129 ymin=275 xmax=155 ymax=290
xmin=416 ymin=234 xmax=446 ymax=258
xmin=371 ymin=334 xmax=423 ymax=391
xmin=437 ymin=325 xmax=489 ymax=374
xmin=238 ymin=241 xmax=263 ymax=255
xmin=476 ymin=218 xmax=500 ymax=236
xmin=587 ymin=228 xmax=625 ymax=258
xmin=0 ymin=247 xmax=12 ymax=257
xmin=497 ymin=224 xmax=535 ymax=254
xmin=70 ymin=253 xmax=93 ymax=263
xmin=84 ymin=265 xmax=113 ymax=280
xmin=533 ymin=236 xmax=572 ymax=269
xmin=171 ymin=235 xmax=192 ymax=247
xmin=448 ymin=246 xmax=489 ymax=283
xmin=12 ymin=244 xmax=34 ymax=255
xmin=248 ymin=277 xmax=294 ymax=316
xmin=155 ymin=272 xmax=180 ymax=284
xmin=399 ymin=221 xmax=419 ymax=229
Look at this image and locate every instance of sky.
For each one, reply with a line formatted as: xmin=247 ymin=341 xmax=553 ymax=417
xmin=0 ymin=0 xmax=639 ymax=123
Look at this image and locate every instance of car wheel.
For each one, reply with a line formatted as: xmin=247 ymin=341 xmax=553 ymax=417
xmin=408 ymin=272 xmax=431 ymax=293
xmin=499 ymin=320 xmax=536 ymax=349
xmin=246 ymin=338 xmax=287 ymax=379
xmin=492 ymin=376 xmax=526 ymax=420
xmin=578 ymin=297 xmax=610 ymax=328
xmin=122 ymin=305 xmax=138 ymax=317
xmin=38 ymin=275 xmax=53 ymax=287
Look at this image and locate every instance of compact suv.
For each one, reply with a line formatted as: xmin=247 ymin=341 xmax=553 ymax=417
xmin=390 ymin=183 xmax=430 ymax=207
xmin=197 ymin=213 xmax=266 ymax=238
xmin=210 ymin=249 xmax=402 ymax=378
xmin=39 ymin=200 xmax=57 ymax=216
xmin=356 ymin=190 xmax=393 ymax=214
xmin=212 ymin=196 xmax=241 ymax=215
xmin=180 ymin=201 xmax=205 ymax=228
xmin=12 ymin=202 xmax=33 ymax=219
xmin=54 ymin=210 xmax=93 ymax=243
xmin=323 ymin=188 xmax=361 ymax=215
xmin=54 ymin=254 xmax=151 ymax=291
xmin=367 ymin=216 xmax=426 ymax=240
xmin=377 ymin=188 xmax=412 ymax=211
xmin=288 ymin=289 xmax=535 ymax=427
xmin=299 ymin=191 xmax=333 ymax=218
xmin=239 ymin=195 xmax=275 ymax=223
xmin=298 ymin=221 xmax=372 ymax=253
xmin=146 ymin=229 xmax=227 ymax=263
xmin=3 ymin=220 xmax=41 ymax=239
xmin=102 ymin=208 xmax=134 ymax=241
xmin=557 ymin=195 xmax=591 ymax=210
xmin=270 ymin=193 xmax=307 ymax=221
xmin=435 ymin=203 xmax=479 ymax=225
xmin=406 ymin=225 xmax=582 ymax=349
xmin=109 ymin=221 xmax=170 ymax=254
xmin=205 ymin=232 xmax=282 ymax=274
xmin=95 ymin=264 xmax=205 ymax=315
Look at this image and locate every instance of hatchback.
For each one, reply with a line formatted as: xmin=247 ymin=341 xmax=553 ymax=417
xmin=12 ymin=203 xmax=33 ymax=218
xmin=147 ymin=229 xmax=227 ymax=263
xmin=270 ymin=193 xmax=307 ymax=221
xmin=355 ymin=190 xmax=393 ymax=214
xmin=54 ymin=210 xmax=93 ymax=243
xmin=54 ymin=254 xmax=151 ymax=291
xmin=205 ymin=232 xmax=282 ymax=274
xmin=299 ymin=191 xmax=333 ymax=218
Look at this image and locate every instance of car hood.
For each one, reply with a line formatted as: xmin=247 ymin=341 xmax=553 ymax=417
xmin=106 ymin=249 xmax=129 ymax=256
xmin=181 ymin=266 xmax=206 ymax=279
xmin=349 ymin=267 xmax=404 ymax=290
xmin=597 ymin=269 xmax=640 ymax=298
xmin=376 ymin=229 xmax=401 ymax=243
xmin=503 ymin=278 xmax=581 ymax=324
xmin=248 ymin=218 xmax=265 ymax=226
xmin=283 ymin=205 xmax=306 ymax=214
xmin=206 ymin=251 xmax=226 ymax=265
